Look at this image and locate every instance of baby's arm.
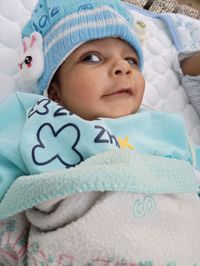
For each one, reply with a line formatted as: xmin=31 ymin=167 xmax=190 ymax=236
xmin=0 ymin=93 xmax=28 ymax=201
xmin=177 ymin=51 xmax=200 ymax=117
xmin=180 ymin=52 xmax=200 ymax=76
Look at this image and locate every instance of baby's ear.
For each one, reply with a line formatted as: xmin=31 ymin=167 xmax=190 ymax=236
xmin=48 ymin=79 xmax=62 ymax=104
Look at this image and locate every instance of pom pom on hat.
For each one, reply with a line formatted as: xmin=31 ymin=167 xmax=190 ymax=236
xmin=20 ymin=0 xmax=144 ymax=95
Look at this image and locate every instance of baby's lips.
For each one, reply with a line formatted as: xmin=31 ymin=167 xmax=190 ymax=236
xmin=102 ymin=87 xmax=134 ymax=97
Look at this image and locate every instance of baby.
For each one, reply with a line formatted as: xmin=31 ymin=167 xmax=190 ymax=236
xmin=0 ymin=0 xmax=200 ymax=265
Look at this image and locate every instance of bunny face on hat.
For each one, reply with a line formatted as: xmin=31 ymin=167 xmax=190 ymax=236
xmin=18 ymin=32 xmax=44 ymax=85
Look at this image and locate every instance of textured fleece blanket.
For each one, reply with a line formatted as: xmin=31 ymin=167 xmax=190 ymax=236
xmin=0 ymin=150 xmax=200 ymax=266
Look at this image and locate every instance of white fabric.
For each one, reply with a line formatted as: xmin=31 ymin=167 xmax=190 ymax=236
xmin=26 ymin=192 xmax=200 ymax=265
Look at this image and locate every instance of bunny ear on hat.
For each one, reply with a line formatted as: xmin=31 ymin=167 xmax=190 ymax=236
xmin=18 ymin=32 xmax=44 ymax=85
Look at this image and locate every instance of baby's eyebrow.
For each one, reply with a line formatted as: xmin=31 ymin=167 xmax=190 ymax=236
xmin=76 ymin=45 xmax=100 ymax=55
xmin=78 ymin=49 xmax=101 ymax=57
xmin=75 ymin=42 xmax=140 ymax=60
xmin=124 ymin=50 xmax=139 ymax=59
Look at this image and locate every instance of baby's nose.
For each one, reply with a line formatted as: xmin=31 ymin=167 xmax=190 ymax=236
xmin=112 ymin=60 xmax=132 ymax=77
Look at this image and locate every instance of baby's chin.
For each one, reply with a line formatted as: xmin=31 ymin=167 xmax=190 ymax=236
xmin=84 ymin=110 xmax=138 ymax=121
xmin=71 ymin=105 xmax=140 ymax=121
xmin=100 ymin=108 xmax=139 ymax=119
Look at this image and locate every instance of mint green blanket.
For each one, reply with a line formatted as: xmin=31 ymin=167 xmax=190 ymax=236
xmin=0 ymin=150 xmax=198 ymax=220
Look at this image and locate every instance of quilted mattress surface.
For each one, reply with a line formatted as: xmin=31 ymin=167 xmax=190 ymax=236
xmin=0 ymin=0 xmax=200 ymax=144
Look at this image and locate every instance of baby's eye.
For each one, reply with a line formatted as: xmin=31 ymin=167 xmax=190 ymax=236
xmin=125 ymin=57 xmax=138 ymax=68
xmin=83 ymin=54 xmax=101 ymax=63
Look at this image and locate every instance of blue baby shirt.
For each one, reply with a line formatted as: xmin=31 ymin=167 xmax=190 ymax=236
xmin=0 ymin=92 xmax=200 ymax=200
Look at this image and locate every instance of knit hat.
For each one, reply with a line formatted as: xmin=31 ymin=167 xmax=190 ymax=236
xmin=18 ymin=0 xmax=144 ymax=95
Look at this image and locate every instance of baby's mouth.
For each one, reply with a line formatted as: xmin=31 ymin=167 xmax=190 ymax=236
xmin=102 ymin=88 xmax=133 ymax=97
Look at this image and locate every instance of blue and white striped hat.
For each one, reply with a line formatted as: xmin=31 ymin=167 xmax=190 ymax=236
xmin=21 ymin=0 xmax=144 ymax=95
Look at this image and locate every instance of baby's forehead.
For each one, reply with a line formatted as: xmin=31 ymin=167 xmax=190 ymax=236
xmin=73 ymin=37 xmax=138 ymax=56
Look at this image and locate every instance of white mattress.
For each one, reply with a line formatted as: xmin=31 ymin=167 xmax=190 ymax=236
xmin=0 ymin=0 xmax=200 ymax=144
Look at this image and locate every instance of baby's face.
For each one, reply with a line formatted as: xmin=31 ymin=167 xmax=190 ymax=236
xmin=49 ymin=38 xmax=145 ymax=120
